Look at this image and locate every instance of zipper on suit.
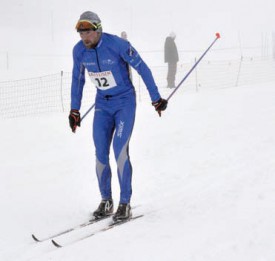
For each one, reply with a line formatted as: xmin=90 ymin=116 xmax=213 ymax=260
xmin=95 ymin=49 xmax=102 ymax=71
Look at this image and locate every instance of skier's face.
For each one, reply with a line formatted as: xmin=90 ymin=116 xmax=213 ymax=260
xmin=79 ymin=30 xmax=100 ymax=49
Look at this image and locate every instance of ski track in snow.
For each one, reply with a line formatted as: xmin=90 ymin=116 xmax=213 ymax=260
xmin=0 ymin=82 xmax=275 ymax=261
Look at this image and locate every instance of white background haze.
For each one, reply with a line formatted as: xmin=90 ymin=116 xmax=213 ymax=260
xmin=0 ymin=0 xmax=275 ymax=260
xmin=1 ymin=0 xmax=275 ymax=78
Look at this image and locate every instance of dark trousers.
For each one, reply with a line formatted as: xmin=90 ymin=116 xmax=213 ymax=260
xmin=167 ymin=62 xmax=177 ymax=88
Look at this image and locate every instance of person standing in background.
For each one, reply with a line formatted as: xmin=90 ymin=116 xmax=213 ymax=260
xmin=121 ymin=31 xmax=128 ymax=40
xmin=164 ymin=32 xmax=179 ymax=88
xmin=120 ymin=31 xmax=132 ymax=81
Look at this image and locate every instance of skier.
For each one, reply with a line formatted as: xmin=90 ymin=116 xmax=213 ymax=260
xmin=69 ymin=11 xmax=168 ymax=222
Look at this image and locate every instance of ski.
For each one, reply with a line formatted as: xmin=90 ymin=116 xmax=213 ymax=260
xmin=31 ymin=214 xmax=113 ymax=243
xmin=51 ymin=214 xmax=144 ymax=248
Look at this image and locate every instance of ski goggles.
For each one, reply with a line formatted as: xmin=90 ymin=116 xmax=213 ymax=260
xmin=75 ymin=20 xmax=101 ymax=32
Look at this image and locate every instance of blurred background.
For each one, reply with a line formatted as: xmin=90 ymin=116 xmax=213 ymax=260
xmin=1 ymin=0 xmax=275 ymax=77
xmin=1 ymin=0 xmax=275 ymax=117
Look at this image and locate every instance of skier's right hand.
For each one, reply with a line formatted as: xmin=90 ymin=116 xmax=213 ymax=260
xmin=152 ymin=98 xmax=168 ymax=117
xmin=69 ymin=109 xmax=81 ymax=133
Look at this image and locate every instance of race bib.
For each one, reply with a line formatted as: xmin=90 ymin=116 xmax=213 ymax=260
xmin=88 ymin=71 xmax=117 ymax=90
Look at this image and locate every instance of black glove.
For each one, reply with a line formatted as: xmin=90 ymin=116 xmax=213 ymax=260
xmin=69 ymin=109 xmax=81 ymax=133
xmin=152 ymin=98 xmax=168 ymax=116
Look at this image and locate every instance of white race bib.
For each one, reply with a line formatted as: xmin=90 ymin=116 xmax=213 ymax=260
xmin=88 ymin=71 xmax=117 ymax=90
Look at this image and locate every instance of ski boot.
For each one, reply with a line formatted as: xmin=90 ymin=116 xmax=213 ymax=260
xmin=113 ymin=203 xmax=132 ymax=222
xmin=93 ymin=199 xmax=114 ymax=219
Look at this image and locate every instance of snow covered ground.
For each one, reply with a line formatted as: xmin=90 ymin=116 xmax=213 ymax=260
xmin=0 ymin=81 xmax=275 ymax=261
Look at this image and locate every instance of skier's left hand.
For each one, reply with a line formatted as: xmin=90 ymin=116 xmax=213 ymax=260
xmin=152 ymin=98 xmax=168 ymax=117
xmin=69 ymin=109 xmax=81 ymax=133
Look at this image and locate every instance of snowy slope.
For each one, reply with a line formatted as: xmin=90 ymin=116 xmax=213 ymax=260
xmin=0 ymin=82 xmax=275 ymax=261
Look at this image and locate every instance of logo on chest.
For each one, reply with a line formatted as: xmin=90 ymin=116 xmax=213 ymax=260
xmin=102 ymin=59 xmax=115 ymax=65
xmin=83 ymin=62 xmax=96 ymax=66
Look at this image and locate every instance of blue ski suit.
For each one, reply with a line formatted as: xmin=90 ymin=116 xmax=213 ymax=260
xmin=71 ymin=33 xmax=161 ymax=204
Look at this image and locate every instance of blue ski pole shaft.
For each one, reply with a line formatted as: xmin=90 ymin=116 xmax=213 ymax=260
xmin=166 ymin=33 xmax=221 ymax=101
xmin=80 ymin=103 xmax=95 ymax=123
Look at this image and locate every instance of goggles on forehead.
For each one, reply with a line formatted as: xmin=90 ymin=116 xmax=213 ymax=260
xmin=75 ymin=20 xmax=101 ymax=32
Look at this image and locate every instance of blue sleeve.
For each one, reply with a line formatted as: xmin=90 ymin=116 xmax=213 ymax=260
xmin=71 ymin=45 xmax=85 ymax=110
xmin=120 ymin=42 xmax=161 ymax=102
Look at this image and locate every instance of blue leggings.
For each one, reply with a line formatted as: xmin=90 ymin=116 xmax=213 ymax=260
xmin=93 ymin=91 xmax=136 ymax=204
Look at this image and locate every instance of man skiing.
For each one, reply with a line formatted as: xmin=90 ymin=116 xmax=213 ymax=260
xmin=69 ymin=11 xmax=167 ymax=222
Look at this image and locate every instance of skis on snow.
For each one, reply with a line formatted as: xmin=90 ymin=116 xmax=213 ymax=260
xmin=31 ymin=214 xmax=113 ymax=243
xmin=31 ymin=214 xmax=144 ymax=248
xmin=51 ymin=215 xmax=144 ymax=248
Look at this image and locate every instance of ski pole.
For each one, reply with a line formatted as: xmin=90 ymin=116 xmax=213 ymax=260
xmin=80 ymin=103 xmax=95 ymax=123
xmin=80 ymin=34 xmax=220 ymax=121
xmin=166 ymin=32 xmax=221 ymax=101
